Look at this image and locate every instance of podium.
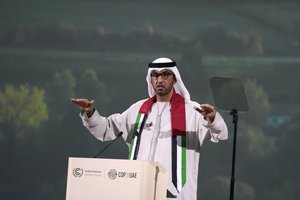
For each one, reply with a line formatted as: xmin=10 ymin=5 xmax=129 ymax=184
xmin=65 ymin=157 xmax=168 ymax=200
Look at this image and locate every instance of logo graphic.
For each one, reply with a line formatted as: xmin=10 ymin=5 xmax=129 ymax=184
xmin=108 ymin=169 xmax=118 ymax=180
xmin=73 ymin=168 xmax=83 ymax=177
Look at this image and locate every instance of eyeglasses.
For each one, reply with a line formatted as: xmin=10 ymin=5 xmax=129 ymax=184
xmin=150 ymin=71 xmax=174 ymax=80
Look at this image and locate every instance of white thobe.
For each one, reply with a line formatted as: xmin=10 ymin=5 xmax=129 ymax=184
xmin=80 ymin=99 xmax=228 ymax=200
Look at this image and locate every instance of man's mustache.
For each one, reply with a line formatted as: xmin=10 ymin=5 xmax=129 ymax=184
xmin=155 ymin=84 xmax=165 ymax=88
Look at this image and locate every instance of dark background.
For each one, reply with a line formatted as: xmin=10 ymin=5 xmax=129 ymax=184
xmin=0 ymin=0 xmax=300 ymax=199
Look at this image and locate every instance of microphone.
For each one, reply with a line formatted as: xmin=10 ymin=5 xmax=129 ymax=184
xmin=93 ymin=132 xmax=123 ymax=158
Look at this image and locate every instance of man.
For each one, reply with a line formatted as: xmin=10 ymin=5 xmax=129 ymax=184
xmin=71 ymin=57 xmax=228 ymax=200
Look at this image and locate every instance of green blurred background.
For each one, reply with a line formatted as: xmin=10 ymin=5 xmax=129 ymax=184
xmin=0 ymin=0 xmax=299 ymax=199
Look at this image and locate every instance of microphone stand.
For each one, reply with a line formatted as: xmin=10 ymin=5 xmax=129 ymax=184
xmin=229 ymin=109 xmax=238 ymax=200
xmin=94 ymin=132 xmax=123 ymax=158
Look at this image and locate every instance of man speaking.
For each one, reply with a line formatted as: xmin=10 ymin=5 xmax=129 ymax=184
xmin=71 ymin=57 xmax=228 ymax=199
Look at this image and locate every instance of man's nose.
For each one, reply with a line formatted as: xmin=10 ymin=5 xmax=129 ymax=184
xmin=157 ymin=74 xmax=164 ymax=81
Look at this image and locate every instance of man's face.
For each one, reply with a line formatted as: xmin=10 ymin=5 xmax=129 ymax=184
xmin=150 ymin=69 xmax=176 ymax=96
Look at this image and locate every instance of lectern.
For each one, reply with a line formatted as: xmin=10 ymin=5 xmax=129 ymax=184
xmin=65 ymin=157 xmax=168 ymax=200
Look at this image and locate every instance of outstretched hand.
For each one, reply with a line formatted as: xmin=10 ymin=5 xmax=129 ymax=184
xmin=70 ymin=98 xmax=95 ymax=112
xmin=193 ymin=103 xmax=216 ymax=122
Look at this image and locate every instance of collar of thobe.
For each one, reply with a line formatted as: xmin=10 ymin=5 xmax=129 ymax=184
xmin=128 ymin=91 xmax=187 ymax=192
xmin=139 ymin=91 xmax=186 ymax=136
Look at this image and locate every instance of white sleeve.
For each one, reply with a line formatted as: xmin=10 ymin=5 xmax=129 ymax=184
xmin=202 ymin=112 xmax=228 ymax=143
xmin=80 ymin=109 xmax=129 ymax=142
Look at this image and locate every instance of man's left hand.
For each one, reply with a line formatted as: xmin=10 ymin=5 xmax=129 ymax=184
xmin=193 ymin=104 xmax=216 ymax=122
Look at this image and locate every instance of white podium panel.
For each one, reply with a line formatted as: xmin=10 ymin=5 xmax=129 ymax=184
xmin=66 ymin=157 xmax=167 ymax=200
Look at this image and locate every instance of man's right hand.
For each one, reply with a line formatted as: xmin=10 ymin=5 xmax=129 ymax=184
xmin=70 ymin=98 xmax=95 ymax=112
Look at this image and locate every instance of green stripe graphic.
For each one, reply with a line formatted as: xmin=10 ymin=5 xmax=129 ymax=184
xmin=128 ymin=113 xmax=142 ymax=159
xmin=181 ymin=135 xmax=187 ymax=187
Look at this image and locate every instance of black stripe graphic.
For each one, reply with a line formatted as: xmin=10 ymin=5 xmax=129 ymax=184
xmin=133 ymin=114 xmax=148 ymax=160
xmin=171 ymin=135 xmax=177 ymax=190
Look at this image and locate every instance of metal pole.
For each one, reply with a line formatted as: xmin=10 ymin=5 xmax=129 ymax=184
xmin=229 ymin=109 xmax=238 ymax=200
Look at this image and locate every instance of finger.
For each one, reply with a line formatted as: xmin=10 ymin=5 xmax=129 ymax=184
xmin=70 ymin=98 xmax=77 ymax=103
xmin=200 ymin=104 xmax=214 ymax=112
xmin=71 ymin=98 xmax=94 ymax=107
xmin=70 ymin=98 xmax=86 ymax=103
xmin=70 ymin=99 xmax=85 ymax=106
xmin=87 ymin=100 xmax=95 ymax=106
xmin=193 ymin=105 xmax=203 ymax=113
xmin=199 ymin=104 xmax=210 ymax=109
xmin=70 ymin=98 xmax=84 ymax=106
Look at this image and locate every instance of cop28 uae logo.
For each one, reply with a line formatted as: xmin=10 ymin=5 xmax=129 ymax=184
xmin=73 ymin=168 xmax=83 ymax=177
xmin=108 ymin=169 xmax=117 ymax=180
